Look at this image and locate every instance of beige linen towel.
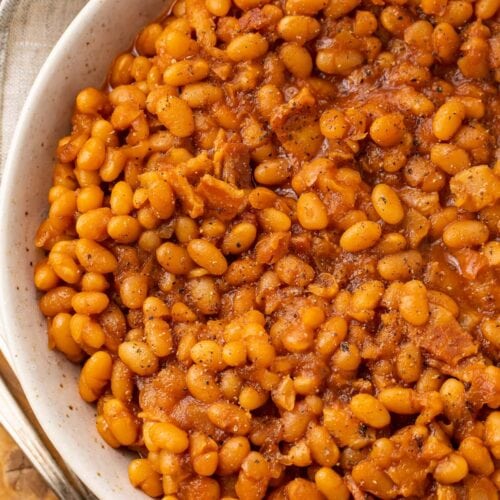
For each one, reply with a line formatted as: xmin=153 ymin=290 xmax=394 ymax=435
xmin=0 ymin=0 xmax=88 ymax=176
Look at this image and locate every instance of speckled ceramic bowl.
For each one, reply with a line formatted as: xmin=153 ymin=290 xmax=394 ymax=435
xmin=0 ymin=1 xmax=169 ymax=497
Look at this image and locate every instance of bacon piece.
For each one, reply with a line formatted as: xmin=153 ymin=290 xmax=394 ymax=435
xmin=453 ymin=248 xmax=488 ymax=280
xmin=239 ymin=8 xmax=275 ymax=33
xmin=450 ymin=165 xmax=500 ymax=212
xmin=162 ymin=169 xmax=205 ymax=219
xmin=196 ymin=174 xmax=247 ymax=221
xmin=255 ymin=231 xmax=290 ymax=265
xmin=417 ymin=305 xmax=477 ymax=366
xmin=270 ymin=88 xmax=323 ymax=161
xmin=217 ymin=143 xmax=252 ymax=188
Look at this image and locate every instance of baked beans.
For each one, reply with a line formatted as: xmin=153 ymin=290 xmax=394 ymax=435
xmin=35 ymin=0 xmax=500 ymax=498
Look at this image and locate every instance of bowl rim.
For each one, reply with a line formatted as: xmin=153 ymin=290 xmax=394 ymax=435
xmin=0 ymin=0 xmax=99 ymax=381
xmin=0 ymin=0 xmax=140 ymax=496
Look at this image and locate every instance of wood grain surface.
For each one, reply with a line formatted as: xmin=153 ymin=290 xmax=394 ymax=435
xmin=0 ymin=424 xmax=56 ymax=499
xmin=0 ymin=353 xmax=57 ymax=499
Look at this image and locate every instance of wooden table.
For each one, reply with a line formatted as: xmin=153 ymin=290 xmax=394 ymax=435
xmin=0 ymin=424 xmax=56 ymax=499
xmin=0 ymin=353 xmax=57 ymax=499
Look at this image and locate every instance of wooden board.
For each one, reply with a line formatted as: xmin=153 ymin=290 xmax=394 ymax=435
xmin=0 ymin=424 xmax=56 ymax=500
xmin=0 ymin=353 xmax=58 ymax=499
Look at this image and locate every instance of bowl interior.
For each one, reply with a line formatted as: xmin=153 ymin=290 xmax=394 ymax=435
xmin=0 ymin=0 xmax=170 ymax=498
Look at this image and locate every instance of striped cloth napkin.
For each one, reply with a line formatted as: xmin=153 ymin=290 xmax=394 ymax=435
xmin=0 ymin=0 xmax=88 ymax=178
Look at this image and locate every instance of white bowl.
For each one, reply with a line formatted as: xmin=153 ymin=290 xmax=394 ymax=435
xmin=0 ymin=1 xmax=171 ymax=498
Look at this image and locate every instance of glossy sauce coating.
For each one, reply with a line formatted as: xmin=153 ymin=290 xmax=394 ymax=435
xmin=35 ymin=0 xmax=500 ymax=498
